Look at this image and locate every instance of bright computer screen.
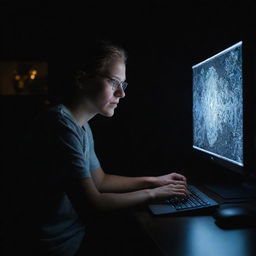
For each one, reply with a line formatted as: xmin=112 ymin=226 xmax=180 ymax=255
xmin=192 ymin=41 xmax=243 ymax=170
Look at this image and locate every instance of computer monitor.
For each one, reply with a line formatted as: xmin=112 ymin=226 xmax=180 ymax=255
xmin=192 ymin=41 xmax=256 ymax=199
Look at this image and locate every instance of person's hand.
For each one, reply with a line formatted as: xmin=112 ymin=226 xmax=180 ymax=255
xmin=149 ymin=182 xmax=189 ymax=202
xmin=155 ymin=172 xmax=187 ymax=187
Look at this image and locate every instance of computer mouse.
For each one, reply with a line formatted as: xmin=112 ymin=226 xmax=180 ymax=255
xmin=213 ymin=206 xmax=256 ymax=229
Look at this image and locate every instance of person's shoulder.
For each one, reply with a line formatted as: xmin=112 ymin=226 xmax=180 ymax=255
xmin=34 ymin=104 xmax=62 ymax=123
xmin=30 ymin=104 xmax=71 ymax=131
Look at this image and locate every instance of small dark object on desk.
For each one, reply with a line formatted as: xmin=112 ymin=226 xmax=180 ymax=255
xmin=213 ymin=205 xmax=256 ymax=229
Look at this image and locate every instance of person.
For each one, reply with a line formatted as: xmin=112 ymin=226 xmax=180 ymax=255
xmin=8 ymin=40 xmax=189 ymax=256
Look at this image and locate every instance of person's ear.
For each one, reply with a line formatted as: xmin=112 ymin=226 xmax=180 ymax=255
xmin=75 ymin=70 xmax=87 ymax=89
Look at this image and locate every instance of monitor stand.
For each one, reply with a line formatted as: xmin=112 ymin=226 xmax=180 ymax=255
xmin=205 ymin=177 xmax=256 ymax=201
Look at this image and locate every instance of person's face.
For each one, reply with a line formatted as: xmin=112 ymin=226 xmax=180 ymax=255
xmin=86 ymin=58 xmax=126 ymax=117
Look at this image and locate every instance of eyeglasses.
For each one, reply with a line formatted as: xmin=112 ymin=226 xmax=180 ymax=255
xmin=97 ymin=74 xmax=128 ymax=91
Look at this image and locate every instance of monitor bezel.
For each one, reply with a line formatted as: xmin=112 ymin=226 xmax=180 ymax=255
xmin=243 ymin=39 xmax=256 ymax=179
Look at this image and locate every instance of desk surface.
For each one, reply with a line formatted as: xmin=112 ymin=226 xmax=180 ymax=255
xmin=133 ymin=201 xmax=256 ymax=256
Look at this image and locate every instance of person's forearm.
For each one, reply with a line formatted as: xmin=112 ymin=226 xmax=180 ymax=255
xmin=78 ymin=177 xmax=188 ymax=212
xmin=94 ymin=189 xmax=153 ymax=211
xmin=99 ymin=174 xmax=158 ymax=193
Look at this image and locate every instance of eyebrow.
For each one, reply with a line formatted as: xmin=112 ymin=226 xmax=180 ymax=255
xmin=111 ymin=75 xmax=126 ymax=82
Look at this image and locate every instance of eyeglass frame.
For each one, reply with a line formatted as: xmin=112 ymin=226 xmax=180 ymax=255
xmin=96 ymin=73 xmax=128 ymax=91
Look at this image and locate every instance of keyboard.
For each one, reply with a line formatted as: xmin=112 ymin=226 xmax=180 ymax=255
xmin=148 ymin=185 xmax=219 ymax=215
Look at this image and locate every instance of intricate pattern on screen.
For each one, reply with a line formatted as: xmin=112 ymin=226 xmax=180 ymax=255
xmin=193 ymin=43 xmax=243 ymax=166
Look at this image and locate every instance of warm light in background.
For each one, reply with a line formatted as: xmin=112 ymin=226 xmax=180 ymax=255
xmin=29 ymin=69 xmax=37 ymax=80
xmin=14 ymin=75 xmax=21 ymax=80
xmin=0 ymin=61 xmax=48 ymax=95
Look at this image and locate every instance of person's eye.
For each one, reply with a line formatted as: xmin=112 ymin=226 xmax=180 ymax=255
xmin=110 ymin=78 xmax=119 ymax=87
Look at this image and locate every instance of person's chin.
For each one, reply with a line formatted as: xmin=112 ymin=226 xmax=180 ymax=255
xmin=101 ymin=109 xmax=115 ymax=117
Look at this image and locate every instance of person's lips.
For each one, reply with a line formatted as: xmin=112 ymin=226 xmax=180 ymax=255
xmin=110 ymin=102 xmax=119 ymax=105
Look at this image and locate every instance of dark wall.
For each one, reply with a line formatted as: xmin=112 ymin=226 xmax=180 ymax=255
xmin=1 ymin=1 xmax=255 ymax=179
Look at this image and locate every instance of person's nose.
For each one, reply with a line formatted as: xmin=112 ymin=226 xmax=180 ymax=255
xmin=114 ymin=87 xmax=125 ymax=98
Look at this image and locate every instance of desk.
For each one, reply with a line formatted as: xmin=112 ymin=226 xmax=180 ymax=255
xmin=133 ymin=201 xmax=256 ymax=256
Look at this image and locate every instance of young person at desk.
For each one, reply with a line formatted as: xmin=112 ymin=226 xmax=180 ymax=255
xmin=11 ymin=40 xmax=189 ymax=256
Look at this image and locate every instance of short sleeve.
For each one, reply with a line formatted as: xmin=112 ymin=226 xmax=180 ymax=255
xmin=84 ymin=123 xmax=101 ymax=172
xmin=54 ymin=117 xmax=92 ymax=179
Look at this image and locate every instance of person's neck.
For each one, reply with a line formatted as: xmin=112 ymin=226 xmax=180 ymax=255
xmin=64 ymin=101 xmax=96 ymax=127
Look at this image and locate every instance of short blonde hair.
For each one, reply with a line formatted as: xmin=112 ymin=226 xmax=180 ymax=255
xmin=76 ymin=40 xmax=127 ymax=75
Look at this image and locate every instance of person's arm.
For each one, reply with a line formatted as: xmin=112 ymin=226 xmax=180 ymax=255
xmin=74 ymin=176 xmax=188 ymax=212
xmin=91 ymin=167 xmax=154 ymax=192
xmin=92 ymin=167 xmax=187 ymax=193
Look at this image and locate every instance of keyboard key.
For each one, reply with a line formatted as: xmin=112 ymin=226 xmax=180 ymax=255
xmin=169 ymin=187 xmax=210 ymax=210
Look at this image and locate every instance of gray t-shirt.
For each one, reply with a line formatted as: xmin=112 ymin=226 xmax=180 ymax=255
xmin=17 ymin=104 xmax=100 ymax=256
